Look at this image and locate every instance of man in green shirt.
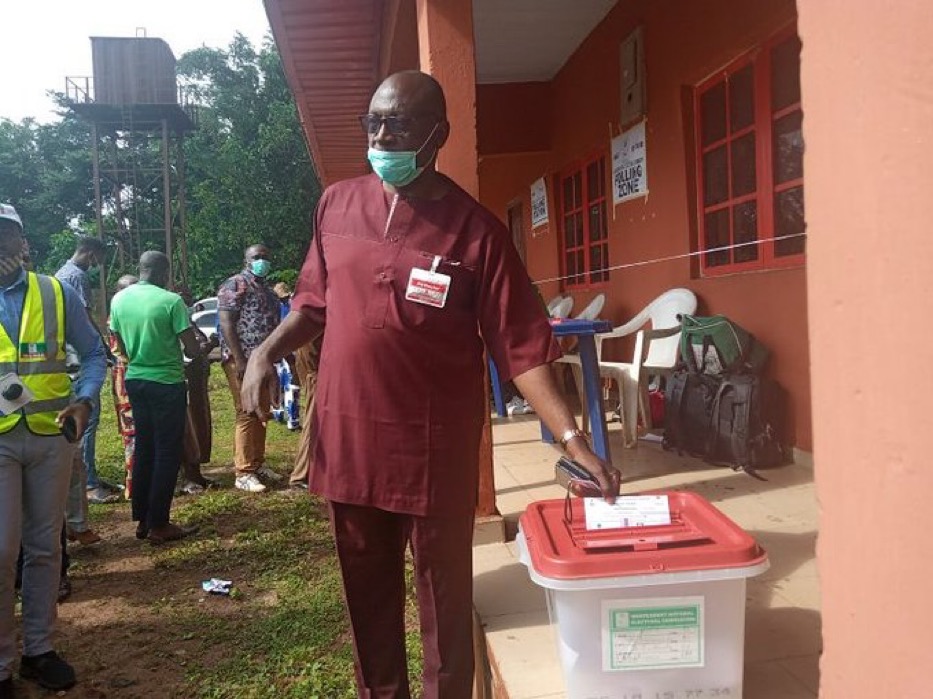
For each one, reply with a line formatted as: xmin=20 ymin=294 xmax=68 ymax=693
xmin=109 ymin=252 xmax=210 ymax=544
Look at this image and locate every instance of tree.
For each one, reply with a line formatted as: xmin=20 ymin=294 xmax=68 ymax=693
xmin=178 ymin=34 xmax=321 ymax=298
xmin=0 ymin=112 xmax=95 ymax=270
xmin=0 ymin=35 xmax=320 ymax=299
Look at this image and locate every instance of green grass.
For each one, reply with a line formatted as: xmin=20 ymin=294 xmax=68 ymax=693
xmin=89 ymin=364 xmax=424 ymax=697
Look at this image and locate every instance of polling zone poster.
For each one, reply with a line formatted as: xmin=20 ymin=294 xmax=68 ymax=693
xmin=611 ymin=121 xmax=648 ymax=205
xmin=530 ymin=177 xmax=549 ymax=228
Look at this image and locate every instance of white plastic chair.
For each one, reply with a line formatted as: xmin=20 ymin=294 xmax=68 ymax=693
xmin=593 ymin=288 xmax=697 ymax=446
xmin=567 ymin=289 xmax=697 ymax=446
xmin=549 ymin=296 xmax=574 ymax=319
xmin=573 ymin=292 xmax=605 ymax=321
xmin=546 ymin=294 xmax=567 ymax=317
xmin=552 ymin=293 xmax=602 ymax=373
xmin=553 ymin=293 xmax=606 ymax=420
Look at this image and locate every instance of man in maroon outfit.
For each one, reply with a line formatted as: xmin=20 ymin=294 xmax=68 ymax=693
xmin=242 ymin=71 xmax=621 ymax=699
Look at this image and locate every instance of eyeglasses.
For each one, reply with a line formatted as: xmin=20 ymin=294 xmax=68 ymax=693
xmin=358 ymin=113 xmax=416 ymax=137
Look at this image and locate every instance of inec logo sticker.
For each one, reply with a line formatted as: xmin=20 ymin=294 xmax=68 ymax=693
xmin=19 ymin=342 xmax=47 ymax=360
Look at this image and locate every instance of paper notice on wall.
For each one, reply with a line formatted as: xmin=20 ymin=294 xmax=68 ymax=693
xmin=530 ymin=177 xmax=549 ymax=227
xmin=611 ymin=120 xmax=648 ymax=205
xmin=602 ymin=596 xmax=705 ymax=672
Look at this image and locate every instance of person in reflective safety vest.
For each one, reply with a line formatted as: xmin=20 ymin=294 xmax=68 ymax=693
xmin=0 ymin=204 xmax=107 ymax=694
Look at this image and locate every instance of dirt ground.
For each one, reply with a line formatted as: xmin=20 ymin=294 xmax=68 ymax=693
xmin=12 ymin=509 xmax=218 ymax=698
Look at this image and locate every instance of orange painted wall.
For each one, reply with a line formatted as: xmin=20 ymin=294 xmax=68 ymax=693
xmin=476 ymin=0 xmax=811 ymax=449
xmin=384 ymin=0 xmax=420 ymax=76
xmin=800 ymin=1 xmax=933 ymax=695
xmin=416 ymin=0 xmax=478 ymax=196
xmin=476 ymin=83 xmax=551 ymax=156
xmin=478 ymin=152 xmax=562 ymax=302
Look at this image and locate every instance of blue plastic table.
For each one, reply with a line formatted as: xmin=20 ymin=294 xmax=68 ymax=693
xmin=488 ymin=358 xmax=508 ymax=417
xmin=545 ymin=318 xmax=613 ymax=460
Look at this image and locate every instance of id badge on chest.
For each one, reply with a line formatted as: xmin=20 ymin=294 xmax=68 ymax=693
xmin=405 ymin=255 xmax=451 ymax=309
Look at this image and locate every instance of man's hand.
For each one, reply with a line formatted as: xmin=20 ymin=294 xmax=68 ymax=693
xmin=233 ymin=353 xmax=249 ymax=380
xmin=241 ymin=351 xmax=279 ymax=420
xmin=567 ymin=442 xmax=622 ymax=502
xmin=57 ymin=401 xmax=92 ymax=442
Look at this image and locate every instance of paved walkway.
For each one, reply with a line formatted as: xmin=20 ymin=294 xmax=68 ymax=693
xmin=474 ymin=414 xmax=820 ymax=699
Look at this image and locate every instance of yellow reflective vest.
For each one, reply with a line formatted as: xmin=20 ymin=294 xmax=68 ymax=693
xmin=0 ymin=272 xmax=71 ymax=435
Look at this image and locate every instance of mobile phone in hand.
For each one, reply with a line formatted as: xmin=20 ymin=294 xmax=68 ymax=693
xmin=555 ymin=456 xmax=602 ymax=497
xmin=61 ymin=415 xmax=78 ymax=443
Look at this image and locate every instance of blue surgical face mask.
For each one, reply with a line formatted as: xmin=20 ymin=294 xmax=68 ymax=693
xmin=367 ymin=123 xmax=440 ymax=187
xmin=249 ymin=259 xmax=271 ymax=277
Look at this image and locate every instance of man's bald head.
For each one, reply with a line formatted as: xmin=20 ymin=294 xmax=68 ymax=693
xmin=139 ymin=250 xmax=170 ymax=287
xmin=370 ymin=71 xmax=447 ymax=122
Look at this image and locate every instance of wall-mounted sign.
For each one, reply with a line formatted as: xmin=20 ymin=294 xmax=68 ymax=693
xmin=611 ymin=120 xmax=648 ymax=205
xmin=530 ymin=177 xmax=549 ymax=228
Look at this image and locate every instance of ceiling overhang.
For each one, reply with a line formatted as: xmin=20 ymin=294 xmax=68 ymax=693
xmin=473 ymin=0 xmax=616 ymax=84
xmin=264 ymin=0 xmax=617 ymax=185
xmin=264 ymin=0 xmax=381 ymax=185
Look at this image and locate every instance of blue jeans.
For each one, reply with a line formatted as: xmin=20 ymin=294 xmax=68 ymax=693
xmin=125 ymin=380 xmax=187 ymax=529
xmin=81 ymin=390 xmax=102 ymax=489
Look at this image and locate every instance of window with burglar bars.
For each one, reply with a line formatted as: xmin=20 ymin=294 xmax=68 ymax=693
xmin=559 ymin=154 xmax=610 ymax=288
xmin=695 ymin=25 xmax=805 ymax=275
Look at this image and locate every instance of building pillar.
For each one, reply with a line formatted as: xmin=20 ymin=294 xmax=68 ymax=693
xmin=415 ymin=0 xmax=479 ymax=196
xmin=799 ymin=1 xmax=933 ymax=696
xmin=415 ymin=0 xmax=499 ymax=527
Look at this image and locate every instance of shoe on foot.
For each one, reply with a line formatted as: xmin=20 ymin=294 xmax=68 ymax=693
xmin=289 ymin=481 xmax=308 ymax=491
xmin=58 ymin=576 xmax=72 ymax=604
xmin=97 ymin=478 xmax=122 ymax=493
xmin=135 ymin=523 xmax=149 ymax=540
xmin=506 ymin=396 xmax=535 ymax=416
xmin=19 ymin=650 xmax=76 ymax=691
xmin=235 ymin=474 xmax=267 ymax=493
xmin=66 ymin=528 xmax=101 ymax=546
xmin=256 ymin=465 xmax=284 ymax=483
xmin=148 ymin=523 xmax=199 ymax=545
xmin=180 ymin=481 xmax=205 ymax=496
xmin=86 ymin=486 xmax=120 ymax=505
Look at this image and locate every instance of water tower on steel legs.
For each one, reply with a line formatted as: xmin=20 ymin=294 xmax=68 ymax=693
xmin=65 ymin=33 xmax=196 ymax=303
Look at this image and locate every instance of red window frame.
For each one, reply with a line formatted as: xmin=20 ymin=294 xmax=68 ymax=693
xmin=558 ymin=153 xmax=610 ymax=289
xmin=694 ymin=24 xmax=805 ymax=276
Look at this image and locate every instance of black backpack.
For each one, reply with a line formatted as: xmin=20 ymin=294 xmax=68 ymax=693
xmin=662 ymin=371 xmax=721 ymax=458
xmin=706 ymin=375 xmax=785 ymax=471
xmin=664 ymin=370 xmax=786 ymax=475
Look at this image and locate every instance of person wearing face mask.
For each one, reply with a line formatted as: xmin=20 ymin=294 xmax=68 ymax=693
xmin=217 ymin=244 xmax=283 ymax=493
xmin=239 ymin=72 xmax=621 ymax=699
xmin=0 ymin=204 xmax=108 ymax=695
xmin=54 ymin=235 xmax=119 ymax=508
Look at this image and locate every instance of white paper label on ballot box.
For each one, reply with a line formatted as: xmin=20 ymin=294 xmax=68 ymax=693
xmin=583 ymin=495 xmax=671 ymax=530
xmin=602 ymin=596 xmax=705 ymax=672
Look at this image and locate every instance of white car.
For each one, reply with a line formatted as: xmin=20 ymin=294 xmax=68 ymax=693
xmin=191 ymin=296 xmax=218 ymax=313
xmin=191 ymin=308 xmax=220 ymax=360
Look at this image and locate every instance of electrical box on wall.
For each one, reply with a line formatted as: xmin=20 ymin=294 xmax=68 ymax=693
xmin=620 ymin=26 xmax=646 ymax=125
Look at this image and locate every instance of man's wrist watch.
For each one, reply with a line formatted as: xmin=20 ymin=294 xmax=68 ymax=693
xmin=558 ymin=428 xmax=587 ymax=450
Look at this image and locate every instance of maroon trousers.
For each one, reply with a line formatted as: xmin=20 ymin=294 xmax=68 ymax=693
xmin=329 ymin=502 xmax=475 ymax=699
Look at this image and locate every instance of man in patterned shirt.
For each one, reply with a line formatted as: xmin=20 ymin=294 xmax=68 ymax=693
xmin=217 ymin=244 xmax=282 ymax=493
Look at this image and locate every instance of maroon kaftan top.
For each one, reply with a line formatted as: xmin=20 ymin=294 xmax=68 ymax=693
xmin=292 ymin=174 xmax=560 ymax=516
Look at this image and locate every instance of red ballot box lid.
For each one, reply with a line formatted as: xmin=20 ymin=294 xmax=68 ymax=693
xmin=519 ymin=492 xmax=767 ymax=581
